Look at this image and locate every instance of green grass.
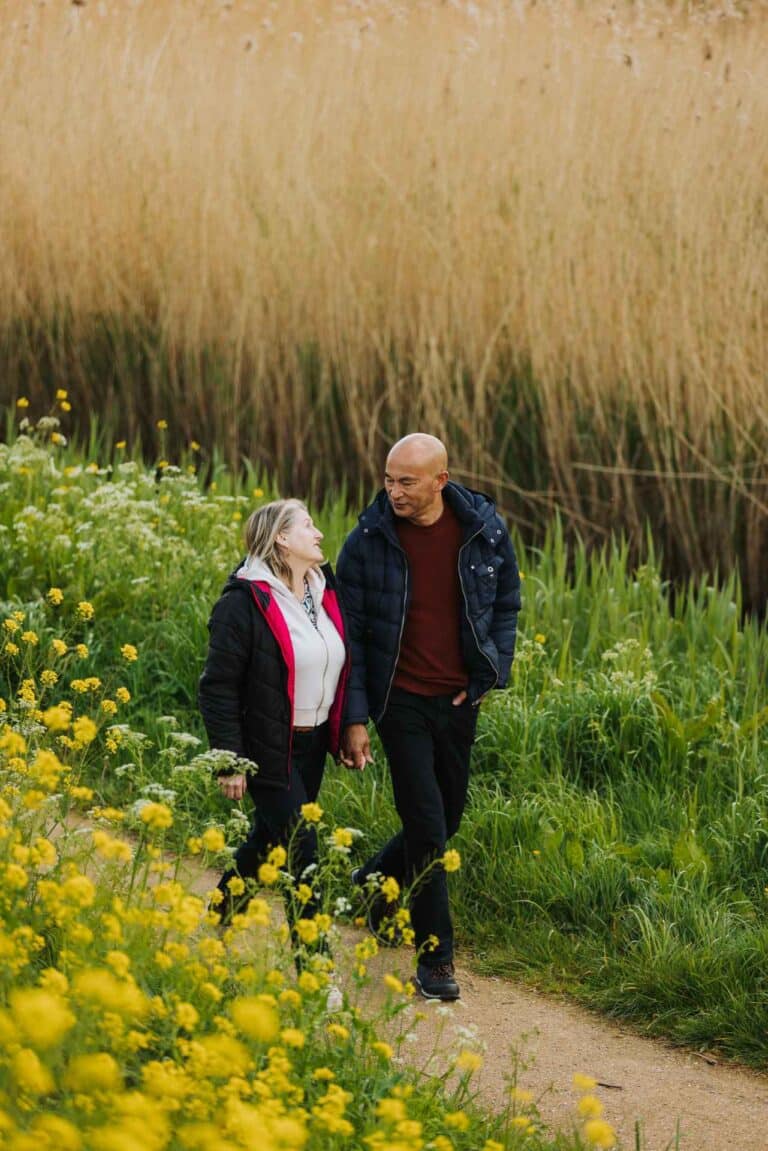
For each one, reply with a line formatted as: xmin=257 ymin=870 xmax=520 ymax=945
xmin=2 ymin=414 xmax=768 ymax=1069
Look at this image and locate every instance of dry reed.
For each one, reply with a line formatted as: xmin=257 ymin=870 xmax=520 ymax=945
xmin=1 ymin=1 xmax=767 ymax=602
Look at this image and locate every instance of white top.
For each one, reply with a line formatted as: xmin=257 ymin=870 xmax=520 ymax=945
xmin=236 ymin=555 xmax=346 ymax=728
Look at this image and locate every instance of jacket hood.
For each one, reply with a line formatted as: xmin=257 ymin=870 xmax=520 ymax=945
xmin=358 ymin=481 xmax=500 ymax=542
xmin=221 ymin=560 xmax=329 ymax=601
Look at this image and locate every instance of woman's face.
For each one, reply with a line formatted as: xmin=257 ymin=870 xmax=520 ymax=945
xmin=279 ymin=510 xmax=324 ymax=565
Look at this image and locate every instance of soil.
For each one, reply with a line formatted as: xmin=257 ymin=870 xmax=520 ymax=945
xmin=180 ymin=860 xmax=768 ymax=1151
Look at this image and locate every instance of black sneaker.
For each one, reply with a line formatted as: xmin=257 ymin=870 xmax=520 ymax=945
xmin=414 ymin=962 xmax=460 ymax=1001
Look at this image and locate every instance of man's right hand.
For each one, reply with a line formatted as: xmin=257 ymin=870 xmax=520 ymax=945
xmin=340 ymin=724 xmax=374 ymax=771
xmin=218 ymin=773 xmax=247 ymax=801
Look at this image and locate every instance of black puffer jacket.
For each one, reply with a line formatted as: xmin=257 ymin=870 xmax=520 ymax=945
xmin=336 ymin=482 xmax=521 ymax=724
xmin=198 ymin=563 xmax=348 ymax=790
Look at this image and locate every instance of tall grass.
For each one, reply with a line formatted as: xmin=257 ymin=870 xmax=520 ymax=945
xmin=0 ymin=1 xmax=767 ymax=601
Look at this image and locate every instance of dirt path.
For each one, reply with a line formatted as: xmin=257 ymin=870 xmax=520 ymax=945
xmin=180 ymin=860 xmax=768 ymax=1151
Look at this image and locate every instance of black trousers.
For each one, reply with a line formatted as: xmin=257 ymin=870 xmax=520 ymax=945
xmin=356 ymin=687 xmax=477 ymax=967
xmin=217 ymin=723 xmax=328 ymax=925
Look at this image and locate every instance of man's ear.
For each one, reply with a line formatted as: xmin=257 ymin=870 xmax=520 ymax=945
xmin=435 ymin=470 xmax=449 ymax=491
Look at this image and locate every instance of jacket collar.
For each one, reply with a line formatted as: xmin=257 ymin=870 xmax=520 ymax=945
xmin=358 ymin=481 xmax=499 ymax=545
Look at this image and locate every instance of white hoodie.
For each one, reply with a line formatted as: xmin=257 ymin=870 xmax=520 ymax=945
xmin=236 ymin=556 xmax=346 ymax=729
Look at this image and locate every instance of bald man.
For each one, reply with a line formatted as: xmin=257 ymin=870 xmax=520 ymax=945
xmin=337 ymin=434 xmax=521 ymax=1000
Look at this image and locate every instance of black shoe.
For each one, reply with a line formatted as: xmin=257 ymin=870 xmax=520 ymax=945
xmin=414 ymin=962 xmax=460 ymax=1001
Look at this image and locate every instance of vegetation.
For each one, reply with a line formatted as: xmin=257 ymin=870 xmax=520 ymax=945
xmin=2 ymin=413 xmax=767 ymax=1083
xmin=1 ymin=1 xmax=767 ymax=602
xmin=0 ymin=416 xmax=637 ymax=1150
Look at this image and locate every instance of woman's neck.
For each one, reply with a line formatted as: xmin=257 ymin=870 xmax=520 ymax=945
xmin=283 ymin=564 xmax=310 ymax=600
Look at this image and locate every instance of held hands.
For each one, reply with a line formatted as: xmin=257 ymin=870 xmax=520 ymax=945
xmin=340 ymin=723 xmax=374 ymax=772
xmin=217 ymin=773 xmax=247 ymax=801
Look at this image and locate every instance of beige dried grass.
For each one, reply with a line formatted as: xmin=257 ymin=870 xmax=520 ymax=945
xmin=1 ymin=1 xmax=767 ymax=597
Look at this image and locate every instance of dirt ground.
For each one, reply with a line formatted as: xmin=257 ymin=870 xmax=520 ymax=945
xmin=181 ymin=861 xmax=768 ymax=1151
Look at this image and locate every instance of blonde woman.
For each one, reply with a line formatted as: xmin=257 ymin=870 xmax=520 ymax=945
xmin=199 ymin=499 xmax=349 ymax=935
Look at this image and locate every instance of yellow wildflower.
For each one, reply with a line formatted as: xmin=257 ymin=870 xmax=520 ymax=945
xmin=442 ymin=849 xmax=461 ymax=872
xmin=267 ymin=843 xmax=287 ymax=868
xmin=12 ymin=1048 xmax=54 ymax=1095
xmin=258 ymin=862 xmax=279 ymax=886
xmin=583 ymin=1119 xmax=617 ymax=1148
xmin=573 ymin=1073 xmax=599 ymax=1091
xmin=455 ymin=1049 xmax=483 ymax=1073
xmin=72 ymin=715 xmax=98 ymax=746
xmin=76 ymin=601 xmax=95 ymax=621
xmin=139 ymin=803 xmax=174 ymax=831
xmin=51 ymin=638 xmax=68 ymax=656
xmin=281 ymin=1027 xmax=305 ymax=1048
xmin=578 ymin=1096 xmax=605 ymax=1120
xmin=445 ymin=1111 xmax=470 ymax=1131
xmin=201 ymin=827 xmax=226 ymax=853
xmin=16 ymin=396 xmax=29 ymax=408
xmin=116 ymin=687 xmax=131 ymax=704
xmin=300 ymin=802 xmax=323 ymax=823
xmin=64 ymin=1052 xmax=122 ymax=1093
xmin=121 ymin=644 xmax=139 ymax=662
xmin=294 ymin=918 xmax=319 ymax=945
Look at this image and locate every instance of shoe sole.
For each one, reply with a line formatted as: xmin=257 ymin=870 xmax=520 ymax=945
xmin=413 ymin=975 xmax=460 ymax=1001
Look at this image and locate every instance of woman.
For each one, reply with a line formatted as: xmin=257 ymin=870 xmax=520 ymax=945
xmin=198 ymin=498 xmax=349 ymax=940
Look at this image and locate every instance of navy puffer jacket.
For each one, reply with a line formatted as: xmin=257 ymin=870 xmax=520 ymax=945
xmin=336 ymin=482 xmax=521 ymax=724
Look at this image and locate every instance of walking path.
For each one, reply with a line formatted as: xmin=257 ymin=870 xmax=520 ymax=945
xmin=181 ymin=860 xmax=768 ymax=1151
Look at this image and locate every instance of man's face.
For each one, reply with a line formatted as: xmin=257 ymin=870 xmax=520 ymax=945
xmin=384 ymin=452 xmax=445 ymax=521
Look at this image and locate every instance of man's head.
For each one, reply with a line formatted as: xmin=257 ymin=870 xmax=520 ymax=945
xmin=384 ymin=433 xmax=449 ymax=526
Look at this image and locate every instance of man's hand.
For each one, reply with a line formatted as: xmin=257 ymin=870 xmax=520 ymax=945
xmin=340 ymin=724 xmax=374 ymax=771
xmin=218 ymin=773 xmax=247 ymax=801
xmin=452 ymin=690 xmax=468 ymax=706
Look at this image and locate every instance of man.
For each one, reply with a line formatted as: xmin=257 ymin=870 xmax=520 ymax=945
xmin=337 ymin=433 xmax=521 ymax=1000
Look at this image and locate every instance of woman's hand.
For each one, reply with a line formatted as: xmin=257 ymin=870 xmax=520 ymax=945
xmin=217 ymin=773 xmax=247 ymax=801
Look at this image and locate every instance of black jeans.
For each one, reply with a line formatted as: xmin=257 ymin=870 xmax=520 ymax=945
xmin=356 ymin=688 xmax=477 ymax=967
xmin=217 ymin=723 xmax=328 ymax=926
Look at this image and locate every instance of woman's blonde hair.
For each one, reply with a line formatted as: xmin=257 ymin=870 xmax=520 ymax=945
xmin=244 ymin=498 xmax=308 ymax=582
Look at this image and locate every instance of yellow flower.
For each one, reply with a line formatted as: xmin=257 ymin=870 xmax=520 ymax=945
xmin=300 ymin=802 xmax=323 ymax=823
xmin=253 ymin=488 xmax=264 ymax=498
xmin=101 ymin=699 xmax=118 ymax=716
xmin=16 ymin=396 xmax=29 ymax=408
xmin=92 ymin=830 xmax=132 ymax=863
xmin=578 ymin=1095 xmax=605 ymax=1120
xmin=64 ymin=1052 xmax=122 ymax=1093
xmin=257 ymin=862 xmax=279 ymax=886
xmin=175 ymin=1003 xmax=199 ymax=1032
xmin=296 ymin=883 xmax=313 ymax=904
xmin=40 ymin=669 xmax=58 ymax=687
xmin=331 ymin=827 xmax=353 ymax=849
xmin=9 ymin=988 xmax=76 ymax=1050
xmin=226 ymin=876 xmax=246 ymax=896
xmin=46 ymin=587 xmax=64 ymax=606
xmin=42 ymin=703 xmax=72 ymax=732
xmin=12 ymin=1047 xmax=54 ymax=1095
xmin=372 ymin=1041 xmax=393 ymax=1060
xmin=294 ymin=918 xmax=319 ymax=945
xmin=31 ymin=1114 xmax=81 ymax=1151
xmin=326 ymin=1022 xmax=349 ymax=1042
xmin=56 ymin=388 xmax=68 ymax=400
xmin=139 ymin=802 xmax=174 ymax=831
xmin=573 ymin=1073 xmax=599 ymax=1091
xmin=116 ymin=440 xmax=127 ymax=450
xmin=201 ymin=827 xmax=226 ymax=853
xmin=121 ymin=643 xmax=139 ymax=662
xmin=60 ymin=400 xmax=72 ymax=412
xmin=313 ymin=1067 xmax=335 ymax=1081
xmin=455 ymin=1049 xmax=483 ymax=1073
xmin=383 ymin=974 xmax=404 ymax=994
xmin=442 ymin=849 xmax=461 ymax=873
xmin=380 ymin=875 xmax=400 ymax=902
xmin=75 ymin=643 xmax=89 ymax=658
xmin=51 ymin=433 xmax=66 ymax=446
xmin=51 ymin=638 xmax=68 ymax=656
xmin=445 ymin=1111 xmax=470 ymax=1131
xmin=190 ymin=441 xmax=201 ymax=452
xmin=510 ymin=1086 xmax=535 ymax=1107
xmin=534 ymin=633 xmax=546 ymax=645
xmin=281 ymin=1027 xmax=305 ymax=1048
xmin=267 ymin=844 xmax=287 ymax=868
xmin=72 ymin=715 xmax=98 ymax=746
xmin=156 ymin=419 xmax=168 ymax=430
xmin=76 ymin=601 xmax=95 ymax=622
xmin=116 ymin=687 xmax=131 ymax=704
xmin=583 ymin=1119 xmax=617 ymax=1148
xmin=4 ymin=642 xmax=19 ymax=656
xmin=230 ymin=999 xmax=280 ymax=1045
xmin=376 ymin=1098 xmax=407 ymax=1123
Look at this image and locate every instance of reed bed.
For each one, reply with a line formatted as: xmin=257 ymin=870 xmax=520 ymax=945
xmin=1 ymin=1 xmax=767 ymax=602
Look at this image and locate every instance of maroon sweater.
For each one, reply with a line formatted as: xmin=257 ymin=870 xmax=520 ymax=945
xmin=393 ymin=503 xmax=468 ymax=695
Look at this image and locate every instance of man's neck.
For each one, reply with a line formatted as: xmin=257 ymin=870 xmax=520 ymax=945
xmin=406 ymin=497 xmax=445 ymax=527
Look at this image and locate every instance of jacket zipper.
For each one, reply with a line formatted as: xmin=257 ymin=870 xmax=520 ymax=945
xmin=458 ymin=529 xmax=499 ymax=694
xmin=377 ymin=546 xmax=409 ymax=723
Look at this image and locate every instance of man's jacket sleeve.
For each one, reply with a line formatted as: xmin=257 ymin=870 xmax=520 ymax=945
xmin=198 ymin=591 xmax=251 ymax=759
xmin=336 ymin=530 xmax=370 ymax=725
xmin=490 ymin=521 xmax=522 ymax=688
